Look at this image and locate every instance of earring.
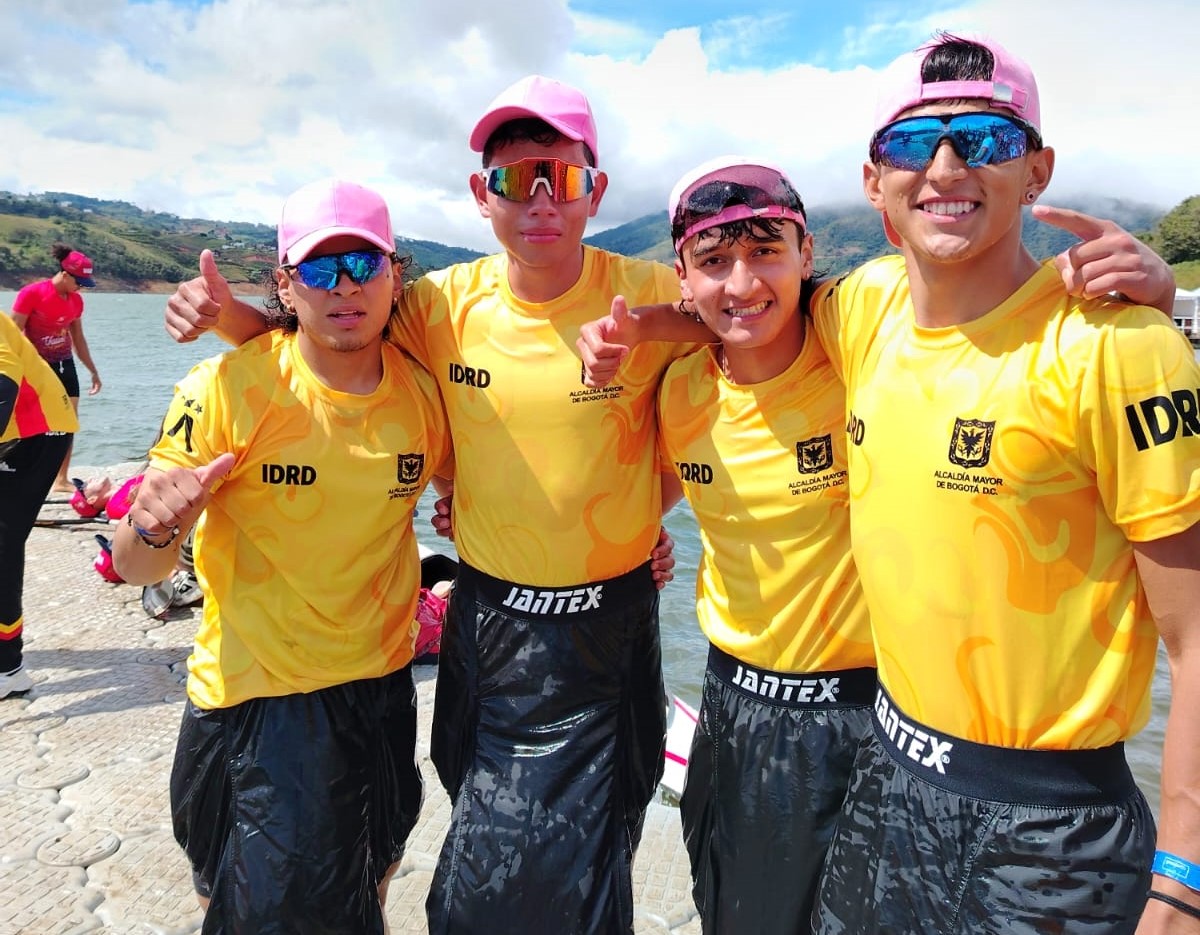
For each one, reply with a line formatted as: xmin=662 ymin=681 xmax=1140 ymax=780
xmin=1025 ymin=191 xmax=1038 ymax=203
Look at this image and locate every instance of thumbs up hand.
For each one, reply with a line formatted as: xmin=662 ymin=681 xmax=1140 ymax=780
xmin=165 ymin=250 xmax=236 ymax=343
xmin=113 ymin=454 xmax=235 ymax=584
xmin=129 ymin=453 xmax=236 ymax=541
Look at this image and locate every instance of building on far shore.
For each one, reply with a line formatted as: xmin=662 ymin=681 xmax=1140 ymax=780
xmin=1173 ymin=288 xmax=1200 ymax=344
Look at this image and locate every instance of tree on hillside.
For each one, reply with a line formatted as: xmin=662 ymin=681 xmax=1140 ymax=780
xmin=1155 ymin=195 xmax=1200 ymax=264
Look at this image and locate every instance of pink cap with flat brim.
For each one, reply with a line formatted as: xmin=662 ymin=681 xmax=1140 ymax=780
xmin=873 ymin=34 xmax=1041 ymax=134
xmin=61 ymin=250 xmax=96 ymax=287
xmin=277 ymin=179 xmax=395 ymax=265
xmin=469 ymin=75 xmax=599 ymax=163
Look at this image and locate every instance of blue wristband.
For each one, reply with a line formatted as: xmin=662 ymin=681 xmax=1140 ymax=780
xmin=1153 ymin=850 xmax=1200 ymax=894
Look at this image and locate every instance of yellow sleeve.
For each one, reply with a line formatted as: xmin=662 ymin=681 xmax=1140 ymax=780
xmin=1078 ymin=308 xmax=1200 ymax=541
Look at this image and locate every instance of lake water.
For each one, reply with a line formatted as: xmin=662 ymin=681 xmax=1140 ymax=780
xmin=3 ymin=291 xmax=1168 ymax=813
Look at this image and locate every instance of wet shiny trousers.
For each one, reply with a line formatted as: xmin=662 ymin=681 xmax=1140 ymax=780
xmin=428 ymin=570 xmax=667 ymax=934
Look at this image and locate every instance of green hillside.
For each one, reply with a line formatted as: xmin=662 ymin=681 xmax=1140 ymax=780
xmin=0 ymin=191 xmax=484 ymax=293
xmin=0 ymin=188 xmax=1191 ymax=293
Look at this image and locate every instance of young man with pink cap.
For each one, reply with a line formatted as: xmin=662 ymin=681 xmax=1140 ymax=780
xmin=658 ymin=155 xmax=874 ymax=935
xmin=802 ymin=34 xmax=1200 ymax=933
xmin=575 ymin=34 xmax=1193 ymax=933
xmin=160 ymin=77 xmax=683 ymax=934
xmin=10 ymin=243 xmax=102 ymax=493
xmin=115 ymin=179 xmax=450 ymax=933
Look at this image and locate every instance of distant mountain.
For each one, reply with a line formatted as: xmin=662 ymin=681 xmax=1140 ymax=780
xmin=0 ymin=188 xmax=1175 ymax=292
xmin=586 ymin=196 xmax=1168 ymax=279
xmin=0 ymin=190 xmax=484 ymax=292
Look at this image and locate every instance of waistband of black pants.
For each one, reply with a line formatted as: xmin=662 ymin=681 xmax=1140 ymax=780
xmin=707 ymin=644 xmax=876 ymax=709
xmin=457 ymin=560 xmax=654 ymax=623
xmin=871 ymin=683 xmax=1137 ymax=806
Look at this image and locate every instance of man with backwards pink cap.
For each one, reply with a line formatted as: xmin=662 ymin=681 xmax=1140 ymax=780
xmin=577 ymin=33 xmax=1196 ymax=934
xmin=802 ymin=34 xmax=1200 ymax=934
xmin=115 ymin=179 xmax=450 ymax=933
xmin=160 ymin=77 xmax=684 ymax=934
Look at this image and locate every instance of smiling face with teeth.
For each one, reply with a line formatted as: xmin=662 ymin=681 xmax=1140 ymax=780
xmin=863 ymin=100 xmax=1054 ymax=280
xmin=676 ymin=219 xmax=813 ymax=385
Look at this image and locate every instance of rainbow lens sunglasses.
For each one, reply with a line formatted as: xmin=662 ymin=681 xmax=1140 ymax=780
xmin=284 ymin=250 xmax=391 ymax=291
xmin=483 ymin=158 xmax=600 ymax=203
xmin=870 ymin=112 xmax=1042 ymax=171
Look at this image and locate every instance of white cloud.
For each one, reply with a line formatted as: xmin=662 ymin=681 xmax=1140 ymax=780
xmin=0 ymin=0 xmax=1194 ymax=259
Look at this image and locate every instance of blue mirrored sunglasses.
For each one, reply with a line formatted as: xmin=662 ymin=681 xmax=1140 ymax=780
xmin=870 ymin=112 xmax=1041 ymax=171
xmin=284 ymin=250 xmax=391 ymax=291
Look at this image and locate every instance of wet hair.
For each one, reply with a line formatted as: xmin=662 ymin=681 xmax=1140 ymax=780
xmin=918 ymin=33 xmax=1043 ymax=150
xmin=920 ymin=32 xmax=996 ymax=84
xmin=263 ymin=251 xmax=413 ymax=334
xmin=678 ymin=217 xmax=822 ymax=316
xmin=482 ymin=117 xmax=596 ymax=168
xmin=677 ymin=217 xmax=803 ymax=266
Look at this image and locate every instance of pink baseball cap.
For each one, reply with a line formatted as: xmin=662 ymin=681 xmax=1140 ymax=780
xmin=873 ymin=34 xmax=1040 ymax=134
xmin=469 ymin=75 xmax=599 ymax=163
xmin=61 ymin=250 xmax=96 ymax=287
xmin=668 ymin=156 xmax=807 ymax=253
xmin=277 ymin=179 xmax=395 ymax=265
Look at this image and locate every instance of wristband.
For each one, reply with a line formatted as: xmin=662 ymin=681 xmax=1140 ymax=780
xmin=1153 ymin=850 xmax=1200 ymax=894
xmin=126 ymin=513 xmax=180 ymax=550
xmin=1146 ymin=890 xmax=1200 ymax=922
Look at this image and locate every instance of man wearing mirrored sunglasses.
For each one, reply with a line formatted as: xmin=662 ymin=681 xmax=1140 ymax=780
xmin=804 ymin=33 xmax=1200 ymax=935
xmin=116 ymin=179 xmax=451 ymax=934
xmin=574 ymin=34 xmax=1190 ymax=935
xmin=159 ymin=76 xmax=685 ymax=935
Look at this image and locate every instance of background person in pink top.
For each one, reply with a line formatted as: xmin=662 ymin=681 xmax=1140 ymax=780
xmin=10 ymin=243 xmax=103 ymax=493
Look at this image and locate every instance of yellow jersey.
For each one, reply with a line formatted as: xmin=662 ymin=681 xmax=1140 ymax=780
xmin=389 ymin=247 xmax=683 ymax=585
xmin=813 ymin=255 xmax=1200 ymax=748
xmin=150 ymin=332 xmax=450 ymax=708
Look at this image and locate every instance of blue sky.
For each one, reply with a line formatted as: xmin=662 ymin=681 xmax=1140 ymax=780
xmin=567 ymin=0 xmax=962 ymax=69
xmin=0 ymin=0 xmax=1195 ymax=252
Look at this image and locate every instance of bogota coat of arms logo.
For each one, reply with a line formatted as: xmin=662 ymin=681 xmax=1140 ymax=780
xmin=397 ymin=453 xmax=425 ymax=484
xmin=796 ymin=434 xmax=833 ymax=474
xmin=948 ymin=418 xmax=995 ymax=469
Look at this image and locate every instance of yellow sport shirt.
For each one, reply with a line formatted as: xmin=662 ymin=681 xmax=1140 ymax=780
xmin=150 ymin=332 xmax=450 ymax=709
xmin=813 ymin=255 xmax=1200 ymax=748
xmin=389 ymin=246 xmax=683 ymax=586
xmin=657 ymin=339 xmax=871 ymax=673
xmin=0 ymin=312 xmax=77 ymax=441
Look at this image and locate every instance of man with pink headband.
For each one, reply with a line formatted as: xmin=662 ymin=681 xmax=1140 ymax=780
xmin=159 ymin=77 xmax=684 ymax=935
xmin=802 ymin=34 xmax=1200 ymax=934
xmin=115 ymin=179 xmax=450 ymax=933
xmin=660 ymin=156 xmax=873 ymax=935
